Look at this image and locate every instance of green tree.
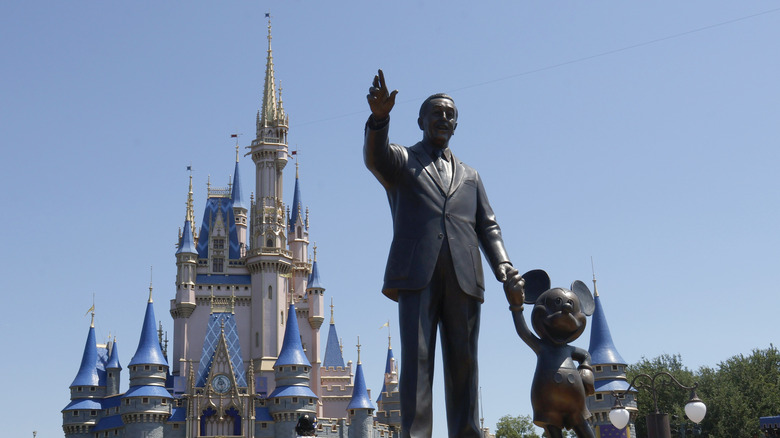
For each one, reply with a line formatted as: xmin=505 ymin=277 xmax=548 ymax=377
xmin=495 ymin=414 xmax=541 ymax=438
xmin=627 ymin=354 xmax=696 ymax=438
xmin=697 ymin=345 xmax=780 ymax=438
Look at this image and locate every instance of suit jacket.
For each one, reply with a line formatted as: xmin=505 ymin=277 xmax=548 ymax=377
xmin=364 ymin=116 xmax=511 ymax=302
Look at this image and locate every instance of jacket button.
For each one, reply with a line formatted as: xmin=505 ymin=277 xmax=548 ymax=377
xmin=446 ymin=213 xmax=451 ymax=219
xmin=438 ymin=233 xmax=444 ymax=239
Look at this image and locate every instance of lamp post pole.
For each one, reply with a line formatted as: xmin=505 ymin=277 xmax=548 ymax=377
xmin=609 ymin=371 xmax=706 ymax=438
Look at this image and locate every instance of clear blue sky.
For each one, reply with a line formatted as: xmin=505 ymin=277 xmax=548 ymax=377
xmin=2 ymin=2 xmax=779 ymax=436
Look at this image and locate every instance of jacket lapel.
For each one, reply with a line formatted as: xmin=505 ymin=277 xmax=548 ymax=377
xmin=447 ymin=153 xmax=465 ymax=197
xmin=410 ymin=143 xmax=447 ymax=194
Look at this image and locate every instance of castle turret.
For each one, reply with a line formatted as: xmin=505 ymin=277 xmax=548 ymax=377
xmin=232 ymin=144 xmax=248 ymax=256
xmin=246 ymin=15 xmax=293 ymax=381
xmin=376 ymin=335 xmax=401 ymax=432
xmin=171 ymin=174 xmax=198 ymax=378
xmin=347 ymin=341 xmax=374 ymax=438
xmin=321 ymin=299 xmax=354 ymax=419
xmin=586 ymin=277 xmax=637 ymax=438
xmin=121 ymin=288 xmax=172 ymax=438
xmin=268 ymin=304 xmax=318 ymax=437
xmin=105 ymin=338 xmax=122 ymax=396
xmin=63 ymin=315 xmax=103 ymax=438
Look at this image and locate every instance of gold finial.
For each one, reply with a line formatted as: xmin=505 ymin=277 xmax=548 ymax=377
xmin=313 ymin=243 xmax=318 ymax=261
xmin=89 ymin=294 xmax=96 ymax=328
xmin=591 ymin=256 xmax=599 ymax=297
xmin=233 ymin=134 xmax=241 ymax=162
xmin=356 ymin=336 xmax=362 ymax=364
xmin=295 ymin=160 xmax=299 ymax=178
xmin=148 ymin=267 xmax=154 ymax=303
xmin=186 ymin=169 xmax=195 ymax=225
xmin=329 ymin=297 xmax=334 ymax=325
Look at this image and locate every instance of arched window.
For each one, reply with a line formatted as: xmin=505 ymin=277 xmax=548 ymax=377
xmin=268 ymin=286 xmax=272 ymax=300
xmin=296 ymin=227 xmax=302 ymax=239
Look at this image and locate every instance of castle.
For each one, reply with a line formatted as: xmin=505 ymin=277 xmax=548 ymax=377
xmin=62 ymin=17 xmax=401 ymax=438
xmin=62 ymin=16 xmax=635 ymax=438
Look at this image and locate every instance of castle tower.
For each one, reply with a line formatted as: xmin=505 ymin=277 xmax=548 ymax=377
xmin=62 ymin=314 xmax=104 ymax=438
xmin=232 ymin=144 xmax=248 ymax=257
xmin=245 ymin=15 xmax=293 ymax=384
xmin=320 ymin=299 xmax=354 ymax=419
xmin=347 ymin=340 xmax=374 ymax=438
xmin=375 ymin=335 xmax=401 ymax=433
xmin=268 ymin=304 xmax=319 ymax=437
xmin=586 ymin=277 xmax=637 ymax=438
xmin=121 ymin=288 xmax=172 ymax=438
xmin=105 ymin=338 xmax=122 ymax=397
xmin=303 ymin=246 xmax=325 ymax=404
xmin=171 ymin=174 xmax=198 ymax=378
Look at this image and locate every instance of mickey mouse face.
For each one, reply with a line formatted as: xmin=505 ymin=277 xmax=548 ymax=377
xmin=531 ymin=288 xmax=587 ymax=345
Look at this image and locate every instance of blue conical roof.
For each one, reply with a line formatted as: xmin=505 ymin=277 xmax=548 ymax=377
xmin=307 ymin=260 xmax=325 ymax=290
xmin=347 ymin=362 xmax=373 ymax=410
xmin=129 ymin=300 xmax=168 ymax=366
xmin=275 ymin=304 xmax=311 ymax=367
xmin=377 ymin=346 xmax=395 ymax=402
xmin=176 ymin=219 xmax=197 ymax=254
xmin=106 ymin=340 xmax=122 ymax=370
xmin=288 ymin=175 xmax=305 ymax=230
xmin=588 ymin=293 xmax=626 ymax=365
xmin=322 ymin=322 xmax=344 ymax=368
xmin=231 ymin=160 xmax=246 ymax=210
xmin=70 ymin=325 xmax=100 ymax=387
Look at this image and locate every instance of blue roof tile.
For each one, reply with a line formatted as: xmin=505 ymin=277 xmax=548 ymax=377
xmin=268 ymin=385 xmax=318 ymax=398
xmin=195 ymin=312 xmax=247 ymax=387
xmin=106 ymin=340 xmax=121 ymax=370
xmin=70 ymin=325 xmax=100 ymax=387
xmin=347 ymin=363 xmax=373 ymax=410
xmin=322 ymin=323 xmax=344 ymax=368
xmin=377 ymin=346 xmax=395 ymax=402
xmin=196 ymin=274 xmax=251 ymax=285
xmin=588 ymin=294 xmax=627 ymax=365
xmin=196 ymin=196 xmax=241 ymax=260
xmin=255 ymin=406 xmax=273 ymax=421
xmin=275 ymin=304 xmax=311 ymax=367
xmin=307 ymin=260 xmax=324 ymax=290
xmin=176 ymin=219 xmax=197 ymax=254
xmin=231 ymin=160 xmax=246 ymax=210
xmin=123 ymin=385 xmax=173 ymax=398
xmin=128 ymin=300 xmax=168 ymax=367
xmin=169 ymin=406 xmax=186 ymax=422
xmin=288 ymin=176 xmax=305 ymax=230
xmin=62 ymin=398 xmax=103 ymax=411
xmin=93 ymin=415 xmax=124 ymax=431
xmin=594 ymin=379 xmax=634 ymax=393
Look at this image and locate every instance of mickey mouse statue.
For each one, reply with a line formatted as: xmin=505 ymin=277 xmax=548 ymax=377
xmin=504 ymin=269 xmax=596 ymax=438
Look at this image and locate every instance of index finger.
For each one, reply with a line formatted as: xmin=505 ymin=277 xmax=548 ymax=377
xmin=377 ymin=69 xmax=388 ymax=91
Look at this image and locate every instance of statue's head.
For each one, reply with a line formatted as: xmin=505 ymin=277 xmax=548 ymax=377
xmin=522 ymin=270 xmax=595 ymax=345
xmin=418 ymin=93 xmax=458 ymax=148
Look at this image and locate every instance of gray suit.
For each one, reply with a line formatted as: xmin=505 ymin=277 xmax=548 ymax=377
xmin=364 ymin=115 xmax=512 ymax=437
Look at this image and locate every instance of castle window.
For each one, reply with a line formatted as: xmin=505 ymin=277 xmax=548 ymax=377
xmin=161 ymin=399 xmax=167 ymax=405
xmin=72 ymin=411 xmax=79 ymax=416
xmin=108 ymin=372 xmax=113 ymax=378
xmin=255 ymin=332 xmax=259 ymax=348
xmin=297 ymin=227 xmax=302 ymax=239
xmin=293 ymin=397 xmax=298 ymax=403
xmin=292 ymin=366 xmax=297 ymax=371
xmin=268 ymin=286 xmax=272 ymax=299
xmin=142 ymin=397 xmax=149 ymax=404
xmin=213 ymin=257 xmax=224 ymax=273
xmin=261 ymin=423 xmax=267 ymax=429
xmin=145 ymin=365 xmax=150 ymax=371
xmin=266 ymin=238 xmax=273 ymax=247
xmin=77 ymin=386 xmax=82 ymax=392
xmin=595 ymin=366 xmax=602 ymax=373
xmin=90 ymin=387 xmax=96 ymax=392
xmin=158 ymin=366 xmax=163 ymax=371
xmin=595 ymin=394 xmax=603 ymax=401
xmin=213 ymin=238 xmax=225 ymax=249
xmin=125 ymin=399 xmax=130 ymax=406
xmin=173 ymin=424 xmax=179 ymax=429
xmin=612 ymin=365 xmax=619 ymax=371
xmin=90 ymin=410 xmax=97 ymax=416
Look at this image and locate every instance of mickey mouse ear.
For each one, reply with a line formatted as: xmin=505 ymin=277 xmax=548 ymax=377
xmin=571 ymin=280 xmax=595 ymax=316
xmin=522 ymin=269 xmax=551 ymax=304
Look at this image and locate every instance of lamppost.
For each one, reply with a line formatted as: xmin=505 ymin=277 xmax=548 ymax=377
xmin=608 ymin=371 xmax=706 ymax=438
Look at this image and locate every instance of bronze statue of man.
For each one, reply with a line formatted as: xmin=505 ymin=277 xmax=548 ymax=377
xmin=364 ymin=69 xmax=518 ymax=438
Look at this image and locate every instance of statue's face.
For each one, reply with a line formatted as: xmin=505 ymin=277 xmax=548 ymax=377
xmin=531 ymin=288 xmax=587 ymax=345
xmin=419 ymin=98 xmax=457 ymax=148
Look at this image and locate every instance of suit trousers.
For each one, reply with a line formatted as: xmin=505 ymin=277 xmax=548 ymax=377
xmin=398 ymin=240 xmax=482 ymax=438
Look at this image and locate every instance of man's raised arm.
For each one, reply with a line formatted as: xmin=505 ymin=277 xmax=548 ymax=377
xmin=364 ymin=69 xmax=403 ymax=187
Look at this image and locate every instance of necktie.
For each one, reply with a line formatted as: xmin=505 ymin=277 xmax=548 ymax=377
xmin=435 ymin=149 xmax=452 ymax=190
